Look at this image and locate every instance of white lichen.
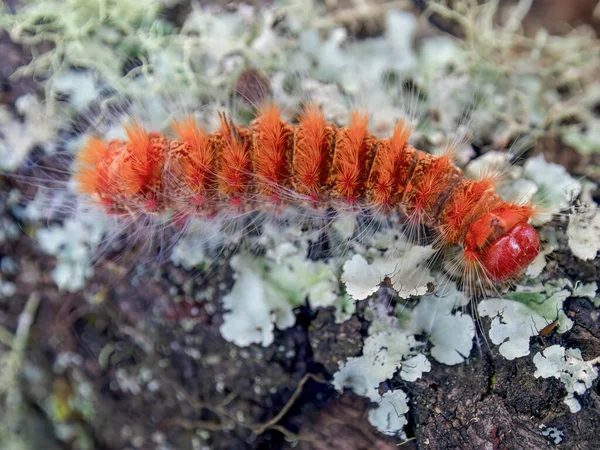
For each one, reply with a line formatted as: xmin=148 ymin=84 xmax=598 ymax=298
xmin=400 ymin=354 xmax=432 ymax=382
xmin=36 ymin=209 xmax=106 ymax=292
xmin=219 ymin=256 xmax=278 ymax=347
xmin=332 ymin=329 xmax=425 ymax=438
xmin=170 ymin=219 xmax=227 ymax=270
xmin=526 ymin=228 xmax=557 ymax=279
xmin=0 ymin=278 xmax=16 ymax=298
xmin=407 ymin=281 xmax=474 ymax=365
xmin=540 ymin=425 xmax=564 ymax=445
xmin=332 ymin=329 xmax=423 ymax=400
xmin=368 ymin=390 xmax=410 ymax=438
xmin=341 ymin=237 xmax=435 ymax=301
xmin=0 ymin=95 xmax=55 ymax=171
xmin=568 ymin=206 xmax=600 ymax=261
xmin=533 ymin=345 xmax=600 ymax=413
xmin=331 ymin=280 xmax=476 ymax=437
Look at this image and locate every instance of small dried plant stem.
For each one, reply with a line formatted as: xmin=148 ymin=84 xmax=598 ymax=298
xmin=314 ymin=0 xmax=412 ymax=30
xmin=252 ymin=373 xmax=326 ymax=435
xmin=165 ymin=373 xmax=326 ymax=440
xmin=2 ymin=293 xmax=41 ymax=431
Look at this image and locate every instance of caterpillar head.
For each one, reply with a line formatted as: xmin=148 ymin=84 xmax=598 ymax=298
xmin=464 ymin=205 xmax=540 ymax=282
xmin=478 ymin=222 xmax=540 ymax=282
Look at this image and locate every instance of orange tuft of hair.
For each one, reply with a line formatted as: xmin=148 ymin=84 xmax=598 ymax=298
xmin=172 ymin=117 xmax=209 ymax=152
xmin=403 ymin=153 xmax=462 ymax=224
xmin=162 ymin=117 xmax=216 ymax=214
xmin=74 ymin=137 xmax=109 ymax=196
xmin=214 ymin=114 xmax=254 ymax=201
xmin=328 ymin=111 xmax=377 ymax=202
xmin=118 ymin=123 xmax=151 ymax=196
xmin=292 ymin=103 xmax=335 ymax=200
xmin=115 ymin=123 xmax=169 ymax=213
xmin=367 ymin=120 xmax=413 ymax=207
xmin=171 ymin=117 xmax=212 ymax=188
xmin=250 ymin=102 xmax=294 ymax=201
xmin=438 ymin=178 xmax=498 ymax=244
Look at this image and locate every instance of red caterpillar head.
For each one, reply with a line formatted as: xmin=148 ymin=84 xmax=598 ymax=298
xmin=464 ymin=205 xmax=540 ymax=282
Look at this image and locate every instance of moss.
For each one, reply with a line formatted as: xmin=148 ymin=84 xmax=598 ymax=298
xmin=424 ymin=0 xmax=600 ymax=150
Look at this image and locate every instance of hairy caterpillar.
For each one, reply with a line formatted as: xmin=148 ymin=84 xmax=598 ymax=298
xmin=74 ymin=102 xmax=540 ymax=284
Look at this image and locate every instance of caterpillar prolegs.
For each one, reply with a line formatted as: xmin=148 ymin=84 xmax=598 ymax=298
xmin=74 ymin=102 xmax=540 ymax=284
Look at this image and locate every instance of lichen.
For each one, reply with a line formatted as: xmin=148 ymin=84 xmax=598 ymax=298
xmin=523 ymin=155 xmax=582 ymax=225
xmin=368 ymin=390 xmax=410 ymax=438
xmin=425 ymin=0 xmax=600 ymax=148
xmin=406 ymin=280 xmax=474 ymax=365
xmin=478 ymin=282 xmax=574 ymax=360
xmin=0 ymin=95 xmax=56 ymax=172
xmin=568 ymin=205 xmax=600 ymax=261
xmin=36 ymin=208 xmax=106 ymax=292
xmin=220 ymin=239 xmax=339 ymax=347
xmin=540 ymin=424 xmax=564 ymax=445
xmin=533 ymin=345 xmax=600 ymax=413
xmin=332 ymin=329 xmax=424 ymax=437
xmin=341 ymin=231 xmax=435 ymax=301
xmin=332 ymin=275 xmax=476 ymax=436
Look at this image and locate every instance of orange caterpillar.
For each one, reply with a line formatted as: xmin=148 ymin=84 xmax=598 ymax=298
xmin=74 ymin=103 xmax=540 ymax=283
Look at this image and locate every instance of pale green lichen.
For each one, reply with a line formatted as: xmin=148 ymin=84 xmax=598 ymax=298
xmin=523 ymin=155 xmax=582 ymax=225
xmin=1 ymin=0 xmax=163 ymax=113
xmin=562 ymin=121 xmax=600 ymax=155
xmin=425 ymin=0 xmax=600 ymax=148
xmin=478 ymin=282 xmax=574 ymax=360
xmin=572 ymin=282 xmax=598 ymax=303
xmin=333 ymin=294 xmax=357 ymax=324
xmin=561 ymin=82 xmax=600 ymax=155
xmin=0 ymin=294 xmax=41 ymax=450
xmin=220 ymin=240 xmax=339 ymax=347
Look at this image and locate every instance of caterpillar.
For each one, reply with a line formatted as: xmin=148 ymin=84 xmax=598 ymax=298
xmin=74 ymin=102 xmax=540 ymax=284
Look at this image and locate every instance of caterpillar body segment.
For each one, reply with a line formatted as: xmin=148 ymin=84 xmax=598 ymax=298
xmin=74 ymin=102 xmax=540 ymax=283
xmin=213 ymin=114 xmax=254 ymax=207
xmin=366 ymin=120 xmax=415 ymax=209
xmin=250 ymin=103 xmax=295 ymax=202
xmin=291 ymin=103 xmax=336 ymax=203
xmin=326 ymin=111 xmax=378 ymax=204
